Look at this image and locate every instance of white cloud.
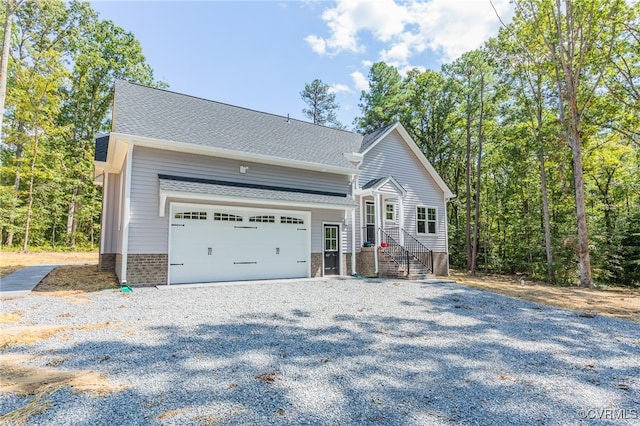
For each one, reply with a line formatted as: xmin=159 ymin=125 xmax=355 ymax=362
xmin=306 ymin=0 xmax=514 ymax=65
xmin=350 ymin=71 xmax=369 ymax=92
xmin=305 ymin=34 xmax=327 ymax=55
xmin=329 ymin=83 xmax=351 ymax=94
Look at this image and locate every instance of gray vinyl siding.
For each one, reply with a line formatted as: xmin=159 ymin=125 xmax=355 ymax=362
xmin=358 ymin=129 xmax=447 ymax=252
xmin=101 ymin=172 xmax=121 ymax=253
xmin=128 ymin=146 xmax=353 ymax=254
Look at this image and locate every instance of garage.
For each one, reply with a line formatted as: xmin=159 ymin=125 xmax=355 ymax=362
xmin=169 ymin=204 xmax=311 ymax=284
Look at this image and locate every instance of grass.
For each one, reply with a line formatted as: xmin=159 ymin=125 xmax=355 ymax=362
xmin=0 ymin=251 xmax=98 ymax=278
xmin=450 ymin=270 xmax=640 ymax=322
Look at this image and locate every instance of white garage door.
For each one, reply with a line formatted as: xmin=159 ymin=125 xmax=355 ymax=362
xmin=169 ymin=205 xmax=310 ymax=284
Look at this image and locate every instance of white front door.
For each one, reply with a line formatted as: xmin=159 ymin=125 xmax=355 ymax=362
xmin=169 ymin=205 xmax=310 ymax=284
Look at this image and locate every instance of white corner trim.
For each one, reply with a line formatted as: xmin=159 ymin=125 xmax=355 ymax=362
xmin=99 ymin=172 xmax=108 ymax=254
xmin=120 ymin=144 xmax=134 ymax=284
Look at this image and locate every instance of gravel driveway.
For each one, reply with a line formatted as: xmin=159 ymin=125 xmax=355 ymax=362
xmin=1 ymin=278 xmax=639 ymax=425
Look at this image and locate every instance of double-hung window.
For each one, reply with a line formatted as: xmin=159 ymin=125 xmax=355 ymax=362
xmin=385 ymin=203 xmax=394 ymax=221
xmin=417 ymin=206 xmax=437 ymax=234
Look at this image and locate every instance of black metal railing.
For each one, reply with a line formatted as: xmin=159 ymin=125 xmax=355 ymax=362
xmin=380 ymin=228 xmax=410 ymax=274
xmin=400 ymin=228 xmax=434 ymax=274
xmin=362 ymin=226 xmax=434 ymax=275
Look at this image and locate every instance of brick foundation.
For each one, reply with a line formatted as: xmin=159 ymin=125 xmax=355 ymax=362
xmin=125 ymin=254 xmax=168 ymax=287
xmin=115 ymin=254 xmax=123 ymax=282
xmin=310 ymin=253 xmax=323 ymax=277
xmin=343 ymin=253 xmax=353 ymax=276
xmin=99 ymin=253 xmax=116 ymax=272
xmin=433 ymin=252 xmax=449 ymax=276
xmin=356 ymin=247 xmax=377 ymax=277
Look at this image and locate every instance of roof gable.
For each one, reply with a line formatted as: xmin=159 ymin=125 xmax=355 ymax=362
xmin=362 ymin=175 xmax=406 ymax=197
xmin=361 ymin=122 xmax=455 ymax=199
xmin=112 ymin=80 xmax=363 ymax=171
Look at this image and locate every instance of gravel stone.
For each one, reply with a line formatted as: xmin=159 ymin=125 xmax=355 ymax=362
xmin=1 ymin=278 xmax=639 ymax=425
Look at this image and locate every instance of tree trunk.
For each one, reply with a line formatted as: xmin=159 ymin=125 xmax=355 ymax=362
xmin=539 ymin=152 xmax=555 ymax=283
xmin=22 ymin=126 xmax=38 ymax=252
xmin=465 ymin=107 xmax=473 ymax=271
xmin=0 ymin=0 xmax=16 ymax=142
xmin=66 ymin=187 xmax=78 ymax=247
xmin=569 ymin=124 xmax=593 ymax=288
xmin=470 ymin=77 xmax=485 ymax=274
xmin=4 ymin=122 xmax=25 ymax=246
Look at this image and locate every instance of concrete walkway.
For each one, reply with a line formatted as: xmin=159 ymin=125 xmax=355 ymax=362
xmin=0 ymin=264 xmax=58 ymax=299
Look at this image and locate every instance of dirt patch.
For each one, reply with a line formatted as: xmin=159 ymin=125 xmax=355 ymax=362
xmin=0 ymin=322 xmax=112 ymax=350
xmin=0 ymin=251 xmax=98 ymax=278
xmin=450 ymin=271 xmax=640 ymax=322
xmin=33 ymin=265 xmax=118 ymax=295
xmin=0 ymin=354 xmax=125 ymax=425
xmin=0 ymin=311 xmax=24 ymax=324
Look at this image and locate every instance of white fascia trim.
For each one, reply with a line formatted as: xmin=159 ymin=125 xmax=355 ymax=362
xmin=354 ymin=188 xmax=404 ymax=199
xmin=94 ymin=162 xmax=107 ymax=182
xmin=110 ymin=132 xmax=360 ymax=176
xmin=361 ymin=123 xmax=455 ymax=199
xmin=159 ymin=189 xmax=355 ymax=217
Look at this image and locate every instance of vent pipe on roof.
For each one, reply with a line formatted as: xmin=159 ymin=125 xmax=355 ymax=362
xmin=286 ymin=113 xmax=290 ymax=123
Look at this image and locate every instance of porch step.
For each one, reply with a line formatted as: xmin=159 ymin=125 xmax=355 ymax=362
xmin=378 ymin=251 xmax=434 ymax=280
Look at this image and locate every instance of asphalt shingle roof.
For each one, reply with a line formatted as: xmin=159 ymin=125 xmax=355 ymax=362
xmin=359 ymin=122 xmax=397 ymax=153
xmin=113 ymin=81 xmax=364 ymax=170
xmin=159 ymin=176 xmax=357 ymax=208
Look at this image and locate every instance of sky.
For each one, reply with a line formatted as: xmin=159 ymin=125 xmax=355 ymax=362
xmin=90 ymin=0 xmax=515 ymax=129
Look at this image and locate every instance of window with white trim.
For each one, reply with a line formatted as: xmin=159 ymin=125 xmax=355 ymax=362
xmin=417 ymin=206 xmax=437 ymax=234
xmin=175 ymin=211 xmax=207 ymax=220
xmin=281 ymin=216 xmax=304 ymax=224
xmin=213 ymin=212 xmax=242 ymax=222
xmin=385 ymin=203 xmax=394 ymax=221
xmin=249 ymin=215 xmax=275 ymax=223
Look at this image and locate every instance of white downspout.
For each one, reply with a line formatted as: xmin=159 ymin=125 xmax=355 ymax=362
xmin=351 ymin=208 xmax=356 ymax=275
xmin=120 ymin=143 xmax=134 ymax=284
xmin=399 ymin=196 xmax=405 ymax=246
xmin=374 ymin=192 xmax=381 ymax=275
xmin=444 ymin=194 xmax=450 ymax=276
xmin=350 ymin=175 xmax=357 ymax=276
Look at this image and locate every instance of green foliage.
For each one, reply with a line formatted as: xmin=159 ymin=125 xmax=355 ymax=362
xmin=352 ymin=1 xmax=639 ymax=286
xmin=0 ymin=0 xmax=163 ymax=250
xmin=300 ymin=78 xmax=343 ymax=129
xmin=354 ymin=62 xmax=404 ymax=133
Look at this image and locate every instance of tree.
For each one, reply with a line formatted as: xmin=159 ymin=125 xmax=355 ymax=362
xmin=354 ymin=62 xmax=403 ymax=133
xmin=59 ymin=10 xmax=160 ymax=246
xmin=445 ymin=49 xmax=495 ymax=274
xmin=0 ymin=0 xmax=25 ymax=143
xmin=300 ymin=79 xmax=343 ymax=128
xmin=0 ymin=0 xmax=163 ymax=250
xmin=512 ymin=0 xmax=627 ymax=288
